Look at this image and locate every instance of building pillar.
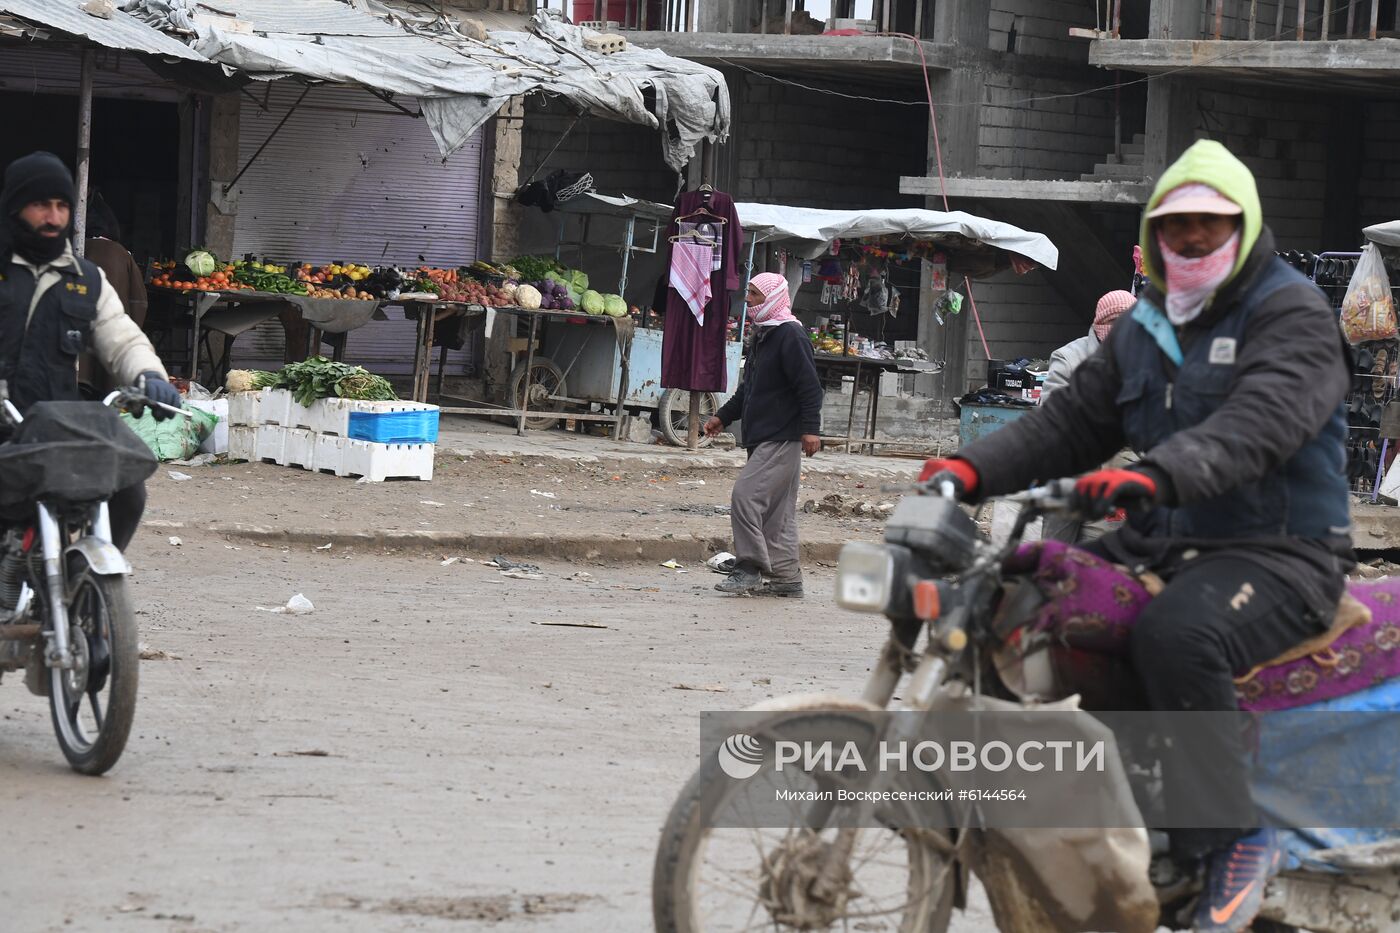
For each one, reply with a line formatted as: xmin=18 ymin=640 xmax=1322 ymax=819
xmin=922 ymin=0 xmax=989 ymax=410
xmin=203 ymin=94 xmax=240 ymax=259
xmin=484 ymin=97 xmax=528 ymax=402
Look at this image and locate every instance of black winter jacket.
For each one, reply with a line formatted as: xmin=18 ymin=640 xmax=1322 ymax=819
xmin=716 ymin=321 xmax=823 ymax=449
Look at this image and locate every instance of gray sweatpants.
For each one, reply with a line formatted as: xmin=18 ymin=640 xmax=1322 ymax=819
xmin=730 ymin=440 xmax=803 ymax=584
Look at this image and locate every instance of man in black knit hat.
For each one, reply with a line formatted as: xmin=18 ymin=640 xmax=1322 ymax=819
xmin=0 ymin=151 xmax=181 ymax=549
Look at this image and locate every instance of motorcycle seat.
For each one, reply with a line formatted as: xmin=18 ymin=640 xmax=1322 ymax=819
xmin=1233 ymin=592 xmax=1372 ymax=686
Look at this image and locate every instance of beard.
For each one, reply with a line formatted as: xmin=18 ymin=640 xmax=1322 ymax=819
xmin=9 ymin=216 xmax=69 ymax=265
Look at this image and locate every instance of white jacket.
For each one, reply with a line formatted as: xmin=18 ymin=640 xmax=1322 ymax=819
xmin=13 ymin=245 xmax=166 ymax=384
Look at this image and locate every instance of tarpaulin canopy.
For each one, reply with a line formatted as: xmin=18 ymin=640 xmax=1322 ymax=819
xmin=0 ymin=0 xmax=208 ymax=61
xmin=734 ymin=203 xmax=1060 ymax=273
xmin=1365 ymin=220 xmax=1400 ymax=249
xmin=113 ymin=0 xmax=728 ymax=171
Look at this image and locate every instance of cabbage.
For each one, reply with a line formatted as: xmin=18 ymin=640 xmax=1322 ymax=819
xmin=581 ymin=290 xmax=605 ymax=315
xmin=185 ymin=249 xmax=216 ymax=277
xmin=516 ymin=284 xmax=542 ymax=310
xmin=603 ymin=294 xmax=627 ymax=317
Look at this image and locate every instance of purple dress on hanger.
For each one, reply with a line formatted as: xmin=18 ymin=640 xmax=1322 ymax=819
xmin=659 ymin=189 xmax=744 ymax=392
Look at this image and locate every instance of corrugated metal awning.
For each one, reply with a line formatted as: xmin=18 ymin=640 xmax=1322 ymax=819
xmin=0 ymin=0 xmax=208 ymax=61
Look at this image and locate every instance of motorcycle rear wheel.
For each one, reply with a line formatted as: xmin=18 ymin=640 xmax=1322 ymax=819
xmin=49 ymin=571 xmax=138 ymax=776
xmin=653 ymin=710 xmax=956 ymax=932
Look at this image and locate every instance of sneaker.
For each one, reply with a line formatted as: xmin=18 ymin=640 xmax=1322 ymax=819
xmin=758 ymin=581 xmax=804 ymax=598
xmin=1192 ymin=828 xmax=1281 ymax=933
xmin=715 ymin=566 xmax=763 ymax=595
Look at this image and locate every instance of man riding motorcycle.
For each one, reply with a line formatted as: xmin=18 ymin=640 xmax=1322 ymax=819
xmin=922 ymin=140 xmax=1353 ymax=933
xmin=0 ymin=151 xmax=181 ymax=550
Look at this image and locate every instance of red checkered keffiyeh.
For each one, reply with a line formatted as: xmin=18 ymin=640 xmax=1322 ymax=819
xmin=669 ymin=242 xmax=713 ymax=326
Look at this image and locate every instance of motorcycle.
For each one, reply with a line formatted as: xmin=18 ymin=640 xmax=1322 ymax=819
xmin=652 ymin=480 xmax=1400 ymax=932
xmin=0 ymin=380 xmax=174 ymax=775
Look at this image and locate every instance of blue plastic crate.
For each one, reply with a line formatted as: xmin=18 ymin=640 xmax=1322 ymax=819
xmin=347 ymin=409 xmax=440 ymax=444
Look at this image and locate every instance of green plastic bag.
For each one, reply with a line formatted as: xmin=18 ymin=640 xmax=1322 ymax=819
xmin=120 ymin=407 xmax=217 ymax=462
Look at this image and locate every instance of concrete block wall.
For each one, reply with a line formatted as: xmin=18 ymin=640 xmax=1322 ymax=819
xmin=989 ymin=0 xmax=1098 ymax=59
xmin=1359 ymin=101 xmax=1400 ymax=231
xmin=727 ymin=74 xmax=927 ymax=209
xmin=1192 ymin=83 xmax=1329 ymax=247
xmin=958 ymin=268 xmax=1088 ymax=392
xmin=977 ymin=73 xmax=1117 ymax=179
xmin=519 ymin=97 xmax=681 ymax=204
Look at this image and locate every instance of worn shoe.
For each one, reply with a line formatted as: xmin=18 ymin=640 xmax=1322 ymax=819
xmin=1192 ymin=828 xmax=1281 ymax=933
xmin=715 ymin=566 xmax=764 ymax=595
xmin=758 ymin=581 xmax=804 ymax=598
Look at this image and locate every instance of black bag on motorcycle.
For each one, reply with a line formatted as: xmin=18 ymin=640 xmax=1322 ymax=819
xmin=0 ymin=402 xmax=157 ymax=513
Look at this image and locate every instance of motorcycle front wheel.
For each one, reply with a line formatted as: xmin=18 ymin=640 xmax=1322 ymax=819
xmin=653 ymin=710 xmax=957 ymax=933
xmin=50 ymin=570 xmax=138 ymax=775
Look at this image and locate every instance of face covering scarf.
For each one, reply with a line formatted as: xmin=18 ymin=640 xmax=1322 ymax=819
xmin=1156 ymin=229 xmax=1241 ymax=326
xmin=747 ymin=272 xmax=798 ymax=327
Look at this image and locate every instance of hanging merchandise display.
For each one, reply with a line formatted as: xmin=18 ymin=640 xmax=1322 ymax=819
xmin=929 ymin=257 xmax=948 ymax=292
xmin=658 ymin=186 xmax=745 ymax=391
xmin=933 ymin=290 xmax=963 ymax=326
xmin=1341 ymin=243 xmax=1398 ymax=345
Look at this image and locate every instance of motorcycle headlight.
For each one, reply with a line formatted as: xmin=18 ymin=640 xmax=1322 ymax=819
xmin=835 ymin=542 xmax=896 ymax=613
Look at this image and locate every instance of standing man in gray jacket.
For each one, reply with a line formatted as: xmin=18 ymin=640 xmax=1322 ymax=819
xmin=1041 ymin=289 xmax=1136 ymax=400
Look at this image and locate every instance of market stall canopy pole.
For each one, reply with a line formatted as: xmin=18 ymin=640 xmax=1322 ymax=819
xmin=73 ymin=48 xmax=94 ymax=258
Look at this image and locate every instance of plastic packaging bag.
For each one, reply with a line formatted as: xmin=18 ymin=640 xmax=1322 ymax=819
xmin=1341 ymin=244 xmax=1397 ymax=345
xmin=120 ymin=407 xmax=217 ymax=462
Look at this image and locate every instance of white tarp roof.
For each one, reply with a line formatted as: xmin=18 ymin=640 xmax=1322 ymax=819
xmin=0 ymin=0 xmax=208 ymax=61
xmin=123 ymin=0 xmax=729 ymax=171
xmin=1365 ymin=221 xmax=1400 ymax=249
xmin=734 ymin=203 xmax=1060 ymax=270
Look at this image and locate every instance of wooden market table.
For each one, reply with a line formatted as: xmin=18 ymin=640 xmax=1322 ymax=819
xmin=400 ymin=298 xmax=634 ymax=438
xmin=151 ymin=287 xmax=385 ymax=385
xmin=812 ymin=352 xmax=937 ymax=455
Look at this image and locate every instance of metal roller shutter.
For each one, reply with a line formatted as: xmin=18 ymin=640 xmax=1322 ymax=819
xmin=231 ymin=83 xmax=485 ymax=375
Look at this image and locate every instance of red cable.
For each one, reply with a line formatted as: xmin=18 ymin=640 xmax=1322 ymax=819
xmin=879 ymin=31 xmax=992 ymax=360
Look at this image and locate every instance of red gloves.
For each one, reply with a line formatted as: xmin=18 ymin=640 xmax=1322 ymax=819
xmin=1072 ymin=468 xmax=1158 ymax=519
xmin=918 ymin=458 xmax=979 ymax=499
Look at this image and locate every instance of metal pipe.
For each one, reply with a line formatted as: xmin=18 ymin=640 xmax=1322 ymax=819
xmin=1112 ymin=0 xmax=1122 ymax=37
xmin=1276 ymin=0 xmax=1287 ymax=38
xmin=1249 ymin=0 xmax=1259 ymax=38
xmin=1323 ymin=0 xmax=1332 ymax=38
xmin=39 ymin=507 xmax=72 ymax=669
xmin=785 ymin=0 xmax=793 ymax=35
xmin=1298 ymin=0 xmax=1307 ymax=40
xmin=1213 ymin=0 xmax=1224 ymax=38
xmin=1370 ymin=0 xmax=1380 ymax=38
xmin=914 ymin=0 xmax=924 ymax=38
xmin=1348 ymin=0 xmax=1358 ymax=36
xmin=73 ymin=49 xmax=94 ymax=257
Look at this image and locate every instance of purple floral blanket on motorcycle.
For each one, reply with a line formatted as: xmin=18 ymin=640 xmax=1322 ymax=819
xmin=1004 ymin=541 xmax=1400 ymax=712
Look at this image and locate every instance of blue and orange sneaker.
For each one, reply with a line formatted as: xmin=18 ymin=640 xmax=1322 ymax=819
xmin=1193 ymin=828 xmax=1282 ymax=932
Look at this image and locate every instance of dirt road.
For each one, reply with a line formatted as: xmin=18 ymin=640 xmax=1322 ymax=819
xmin=0 ymin=530 xmax=1000 ymax=932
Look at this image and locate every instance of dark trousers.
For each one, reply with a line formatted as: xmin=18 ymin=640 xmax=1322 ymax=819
xmin=109 ymin=482 xmax=146 ymax=551
xmin=1088 ymin=551 xmax=1325 ymax=862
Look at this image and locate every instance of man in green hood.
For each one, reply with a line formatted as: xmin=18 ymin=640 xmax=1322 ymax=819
xmin=920 ymin=140 xmax=1352 ymax=932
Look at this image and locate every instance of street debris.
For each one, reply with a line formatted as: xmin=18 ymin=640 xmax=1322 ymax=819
xmin=501 ymin=569 xmax=545 ymax=581
xmin=274 ymin=749 xmax=332 ymax=758
xmin=673 ymin=683 xmax=728 ymax=693
xmin=172 ymin=453 xmax=215 ymax=467
xmin=567 ymin=571 xmax=593 ymax=582
xmin=677 ymin=480 xmax=706 ymax=486
xmin=167 ymin=471 xmax=192 ymax=482
xmin=532 ymin=620 xmax=608 ymax=629
xmin=802 ymin=492 xmax=896 ymax=518
xmin=138 ymin=644 xmax=181 ymax=661
xmin=673 ymin=504 xmax=730 ymax=517
xmin=315 ymin=543 xmax=333 ymax=550
xmin=440 ymin=557 xmax=460 ymax=567
xmin=529 ymin=489 xmax=558 ymax=499
xmin=660 ymin=559 xmax=685 ymax=571
xmin=256 ymin=594 xmax=315 ymax=615
xmin=705 ymin=552 xmax=737 ymax=574
xmin=168 ymin=536 xmax=182 ymax=547
xmin=491 ymin=557 xmax=541 ymax=573
xmin=420 ymin=500 xmax=445 ymax=506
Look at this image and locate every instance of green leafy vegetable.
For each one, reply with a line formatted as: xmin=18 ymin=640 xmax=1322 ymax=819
xmin=272 ymin=357 xmax=397 ymax=407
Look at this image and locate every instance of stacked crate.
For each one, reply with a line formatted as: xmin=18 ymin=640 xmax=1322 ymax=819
xmin=228 ymin=389 xmax=437 ymax=482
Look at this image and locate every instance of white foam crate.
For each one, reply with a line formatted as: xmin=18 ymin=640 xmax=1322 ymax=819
xmin=258 ymin=388 xmax=290 ymax=425
xmin=255 ymin=424 xmax=286 ymax=464
xmin=308 ymin=398 xmax=439 ymax=437
xmin=228 ymin=391 xmax=261 ymax=427
xmin=229 ymin=426 xmax=256 ymax=461
xmin=282 ymin=428 xmax=316 ymax=469
xmin=314 ymin=438 xmax=434 ymax=482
